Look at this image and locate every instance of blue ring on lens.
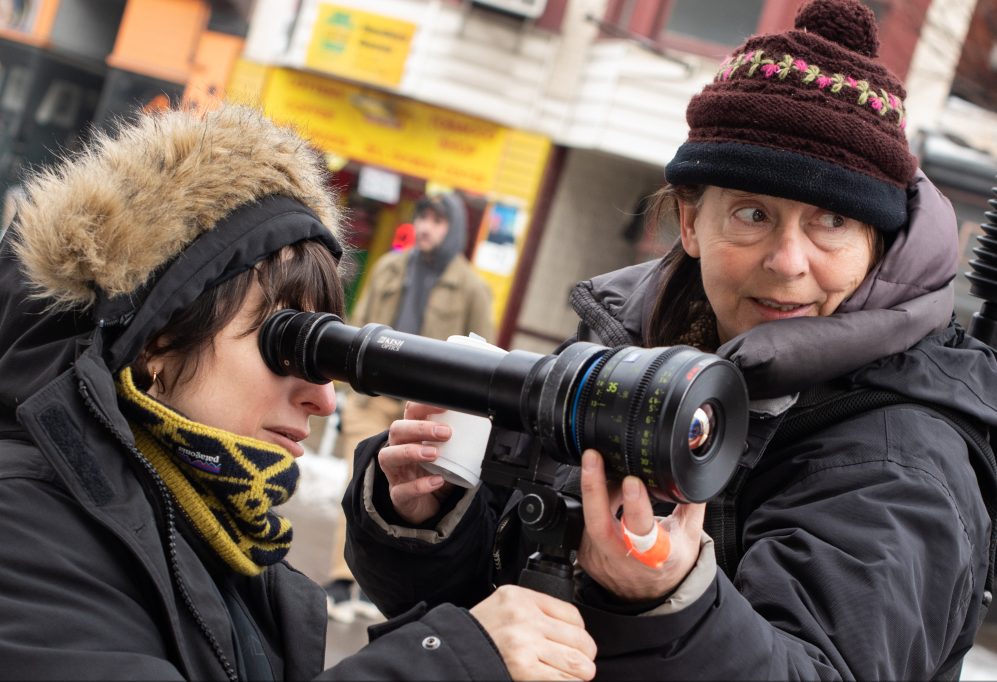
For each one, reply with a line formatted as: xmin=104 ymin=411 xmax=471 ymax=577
xmin=569 ymin=357 xmax=604 ymax=456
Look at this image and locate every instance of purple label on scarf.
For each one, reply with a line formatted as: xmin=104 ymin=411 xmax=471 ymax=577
xmin=177 ymin=446 xmax=222 ymax=474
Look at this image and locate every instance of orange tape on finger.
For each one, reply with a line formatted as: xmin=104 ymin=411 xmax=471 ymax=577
xmin=621 ymin=518 xmax=671 ymax=568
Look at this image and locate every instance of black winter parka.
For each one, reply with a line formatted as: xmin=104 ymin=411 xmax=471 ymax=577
xmin=0 ymin=206 xmax=510 ymax=681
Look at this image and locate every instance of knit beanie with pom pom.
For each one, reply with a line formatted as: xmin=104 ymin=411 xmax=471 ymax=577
xmin=665 ymin=0 xmax=917 ymax=233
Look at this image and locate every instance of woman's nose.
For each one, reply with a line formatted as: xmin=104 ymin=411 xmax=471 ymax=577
xmin=763 ymin=227 xmax=809 ymax=279
xmin=298 ymin=380 xmax=337 ymax=417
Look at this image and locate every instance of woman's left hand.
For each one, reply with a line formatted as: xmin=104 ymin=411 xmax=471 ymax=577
xmin=576 ymin=449 xmax=705 ymax=602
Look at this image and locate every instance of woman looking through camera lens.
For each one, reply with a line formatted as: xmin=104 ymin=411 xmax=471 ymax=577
xmin=0 ymin=106 xmax=596 ymax=681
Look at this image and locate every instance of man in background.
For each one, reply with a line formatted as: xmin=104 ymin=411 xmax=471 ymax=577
xmin=325 ymin=191 xmax=494 ymax=622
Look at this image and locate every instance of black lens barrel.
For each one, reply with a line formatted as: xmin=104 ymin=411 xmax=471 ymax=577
xmin=260 ymin=309 xmax=748 ymax=502
xmin=261 ymin=309 xmax=547 ymax=422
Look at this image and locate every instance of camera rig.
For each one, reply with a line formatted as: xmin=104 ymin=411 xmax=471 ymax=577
xmin=260 ymin=312 xmax=749 ymax=599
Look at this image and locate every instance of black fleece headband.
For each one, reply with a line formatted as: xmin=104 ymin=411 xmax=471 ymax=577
xmin=99 ymin=195 xmax=343 ymax=372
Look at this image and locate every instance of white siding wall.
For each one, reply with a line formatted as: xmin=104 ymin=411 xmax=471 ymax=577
xmin=903 ymin=0 xmax=975 ymax=140
xmin=400 ymin=6 xmax=558 ymax=129
xmin=939 ymin=97 xmax=997 ymax=160
xmin=511 ymin=148 xmax=666 ymax=353
xmin=244 ymin=0 xmax=715 ymax=164
xmin=564 ymin=41 xmax=715 ymax=165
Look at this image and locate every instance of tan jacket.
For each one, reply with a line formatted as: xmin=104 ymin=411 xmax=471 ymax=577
xmin=350 ymin=250 xmax=495 ymax=342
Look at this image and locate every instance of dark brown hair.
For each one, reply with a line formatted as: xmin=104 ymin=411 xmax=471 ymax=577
xmin=644 ymin=184 xmax=710 ymax=349
xmin=135 ymin=239 xmax=344 ymax=392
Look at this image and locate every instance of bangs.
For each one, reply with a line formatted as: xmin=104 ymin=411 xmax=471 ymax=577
xmin=249 ymin=240 xmax=345 ymax=331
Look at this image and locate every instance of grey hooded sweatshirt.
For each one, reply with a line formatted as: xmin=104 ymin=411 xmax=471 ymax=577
xmin=392 ymin=193 xmax=467 ymax=335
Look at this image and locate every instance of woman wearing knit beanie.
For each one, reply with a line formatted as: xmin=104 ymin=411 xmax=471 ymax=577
xmin=0 ymin=106 xmax=597 ymax=680
xmin=342 ymin=0 xmax=997 ymax=679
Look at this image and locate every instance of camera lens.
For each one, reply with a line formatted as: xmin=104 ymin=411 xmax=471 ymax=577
xmin=261 ymin=310 xmax=748 ymax=504
xmin=688 ymin=404 xmax=715 ymax=457
xmin=541 ymin=345 xmax=747 ymax=503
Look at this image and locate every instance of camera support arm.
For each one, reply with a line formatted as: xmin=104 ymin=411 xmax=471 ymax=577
xmin=480 ymin=431 xmax=583 ymax=601
xmin=516 ymin=483 xmax=583 ymax=602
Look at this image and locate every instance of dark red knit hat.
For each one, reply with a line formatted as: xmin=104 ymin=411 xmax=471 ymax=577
xmin=665 ymin=0 xmax=917 ymax=232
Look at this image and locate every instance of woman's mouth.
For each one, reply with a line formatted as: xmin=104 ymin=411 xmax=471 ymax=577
xmin=265 ymin=428 xmax=307 ymax=458
xmin=752 ymin=298 xmax=814 ymax=318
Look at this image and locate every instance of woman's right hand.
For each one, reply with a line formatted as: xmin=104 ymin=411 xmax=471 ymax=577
xmin=378 ymin=402 xmax=457 ymax=524
xmin=470 ymin=585 xmax=597 ymax=681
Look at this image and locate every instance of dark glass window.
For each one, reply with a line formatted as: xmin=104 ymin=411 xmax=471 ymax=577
xmin=863 ymin=0 xmax=889 ymax=22
xmin=659 ymin=0 xmax=764 ymax=47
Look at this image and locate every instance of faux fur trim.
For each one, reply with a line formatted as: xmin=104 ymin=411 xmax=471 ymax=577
xmin=13 ymin=105 xmax=341 ymax=308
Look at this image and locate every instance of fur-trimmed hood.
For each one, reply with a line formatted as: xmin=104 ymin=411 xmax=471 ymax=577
xmin=13 ymin=105 xmax=341 ymax=308
xmin=0 ymin=106 xmax=344 ymax=434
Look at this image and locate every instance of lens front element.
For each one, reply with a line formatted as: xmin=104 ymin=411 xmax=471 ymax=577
xmin=572 ymin=346 xmax=747 ymax=503
xmin=688 ymin=404 xmax=716 ymax=457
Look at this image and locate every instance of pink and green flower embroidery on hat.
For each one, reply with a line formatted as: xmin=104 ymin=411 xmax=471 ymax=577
xmin=716 ymin=50 xmax=906 ymax=129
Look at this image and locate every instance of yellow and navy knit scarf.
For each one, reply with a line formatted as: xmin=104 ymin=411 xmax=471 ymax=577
xmin=115 ymin=367 xmax=299 ymax=575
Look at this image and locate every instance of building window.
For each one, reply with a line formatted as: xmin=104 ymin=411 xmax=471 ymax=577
xmin=602 ymin=0 xmax=764 ymax=57
xmin=602 ymin=0 xmax=666 ymax=36
xmin=658 ymin=0 xmax=764 ymax=49
xmin=601 ymin=0 xmax=893 ymax=59
xmin=864 ymin=0 xmax=890 ymax=22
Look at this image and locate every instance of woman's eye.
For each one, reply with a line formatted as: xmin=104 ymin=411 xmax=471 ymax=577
xmin=734 ymin=207 xmax=767 ymax=224
xmin=819 ymin=213 xmax=847 ymax=229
